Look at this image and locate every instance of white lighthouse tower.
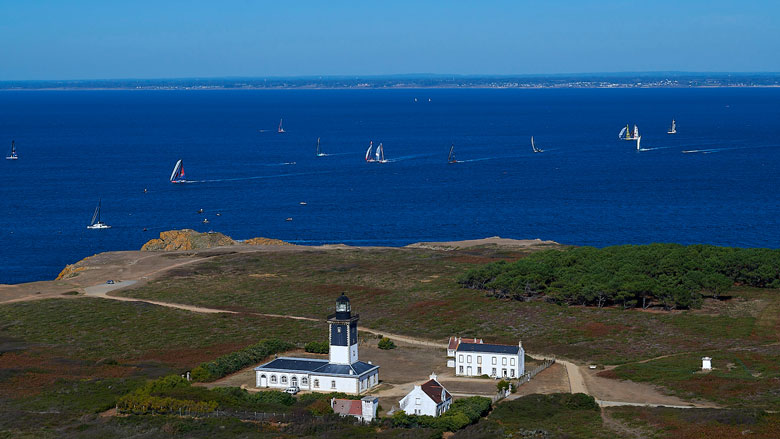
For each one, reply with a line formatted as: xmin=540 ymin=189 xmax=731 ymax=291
xmin=328 ymin=294 xmax=359 ymax=365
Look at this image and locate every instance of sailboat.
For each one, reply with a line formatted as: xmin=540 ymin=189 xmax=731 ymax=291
xmin=618 ymin=124 xmax=639 ymax=140
xmin=375 ymin=143 xmax=387 ymax=163
xmin=636 ymin=136 xmax=641 ymax=151
xmin=448 ymin=144 xmax=457 ymax=164
xmin=170 ymin=159 xmax=187 ymax=183
xmin=365 ymin=141 xmax=375 ymax=162
xmin=87 ymin=200 xmax=111 ymax=229
xmin=667 ymin=119 xmax=677 ymax=134
xmin=315 ymin=137 xmax=326 ymax=157
xmin=531 ymin=136 xmax=544 ymax=153
xmin=5 ymin=140 xmax=17 ymax=160
xmin=278 ymin=119 xmax=285 ymax=133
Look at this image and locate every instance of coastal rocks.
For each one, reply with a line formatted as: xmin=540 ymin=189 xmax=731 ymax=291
xmin=140 ymin=230 xmax=291 ymax=251
xmin=141 ymin=229 xmax=234 ymax=251
xmin=56 ymin=255 xmax=97 ymax=280
xmin=243 ymin=237 xmax=292 ymax=246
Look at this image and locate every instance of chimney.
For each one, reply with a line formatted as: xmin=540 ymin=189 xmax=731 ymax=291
xmin=429 ymin=372 xmax=437 ymax=381
xmin=519 ymin=340 xmax=523 ymax=349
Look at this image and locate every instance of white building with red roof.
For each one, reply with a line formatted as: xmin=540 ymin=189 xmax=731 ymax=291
xmin=331 ymin=396 xmax=379 ymax=422
xmin=398 ymin=373 xmax=452 ymax=417
xmin=446 ymin=336 xmax=483 ymax=367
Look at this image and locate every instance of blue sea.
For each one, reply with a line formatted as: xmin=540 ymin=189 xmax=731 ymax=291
xmin=1 ymin=88 xmax=779 ymax=284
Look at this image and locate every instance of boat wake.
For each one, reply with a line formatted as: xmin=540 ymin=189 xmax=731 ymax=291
xmin=184 ymin=170 xmax=332 ymax=184
xmin=682 ymin=148 xmax=721 ymax=154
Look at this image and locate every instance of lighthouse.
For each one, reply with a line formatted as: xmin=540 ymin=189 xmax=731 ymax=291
xmin=328 ymin=293 xmax=360 ymax=365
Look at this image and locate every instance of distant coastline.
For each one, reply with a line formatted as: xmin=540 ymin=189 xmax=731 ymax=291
xmin=2 ymin=72 xmax=780 ymax=90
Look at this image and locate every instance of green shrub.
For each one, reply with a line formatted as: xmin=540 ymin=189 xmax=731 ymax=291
xmin=496 ymin=380 xmax=510 ymax=392
xmin=304 ymin=341 xmax=329 ymax=354
xmin=378 ymin=337 xmax=396 ymax=350
xmin=193 ymin=339 xmax=294 ymax=382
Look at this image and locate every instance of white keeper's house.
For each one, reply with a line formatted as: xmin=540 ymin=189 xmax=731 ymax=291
xmin=452 ymin=339 xmax=524 ymax=379
xmin=254 ymin=294 xmax=380 ymax=394
xmin=399 ymin=373 xmax=452 ymax=417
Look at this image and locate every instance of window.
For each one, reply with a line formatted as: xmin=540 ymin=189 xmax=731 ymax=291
xmin=502 ymin=369 xmax=507 ymax=377
xmin=510 ymin=369 xmax=515 ymax=377
xmin=337 ymin=327 xmax=341 ymax=333
xmin=291 ymin=376 xmax=298 ymax=386
xmin=458 ymin=354 xmax=463 ymax=362
xmin=492 ymin=368 xmax=496 ymax=376
xmin=492 ymin=357 xmax=497 ymax=365
xmin=301 ymin=377 xmax=308 ymax=386
xmin=270 ymin=375 xmax=277 ymax=384
xmin=467 ymin=355 xmax=472 ymax=362
xmin=415 ymin=398 xmax=421 ymax=405
xmin=281 ymin=376 xmax=287 ymax=384
xmin=331 ymin=380 xmax=336 ymax=389
xmin=477 ymin=356 xmax=482 ymax=364
xmin=459 ymin=366 xmax=463 ymax=373
xmin=477 ymin=367 xmax=482 ymax=374
xmin=314 ymin=379 xmax=319 ymax=388
xmin=510 ymin=358 xmax=515 ymax=366
xmin=502 ymin=357 xmax=507 ymax=366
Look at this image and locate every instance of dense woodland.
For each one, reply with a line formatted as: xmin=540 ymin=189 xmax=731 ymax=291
xmin=458 ymin=244 xmax=780 ymax=309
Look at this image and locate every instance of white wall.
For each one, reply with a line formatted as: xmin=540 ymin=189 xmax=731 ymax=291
xmin=454 ymin=351 xmax=523 ymax=378
xmin=256 ymin=370 xmax=379 ymax=395
xmin=399 ymin=386 xmax=439 ymax=417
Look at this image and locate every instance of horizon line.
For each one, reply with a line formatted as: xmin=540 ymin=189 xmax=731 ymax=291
xmin=3 ymin=71 xmax=780 ymax=83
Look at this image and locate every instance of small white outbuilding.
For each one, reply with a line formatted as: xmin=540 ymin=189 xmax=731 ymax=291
xmin=702 ymin=356 xmax=712 ymax=371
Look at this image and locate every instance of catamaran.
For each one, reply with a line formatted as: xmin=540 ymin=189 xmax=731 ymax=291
xmin=87 ymin=199 xmax=111 ymax=229
xmin=278 ymin=119 xmax=285 ymax=133
xmin=531 ymin=136 xmax=544 ymax=153
xmin=667 ymin=119 xmax=677 ymax=134
xmin=365 ymin=141 xmax=375 ymax=162
xmin=618 ymin=124 xmax=639 ymax=141
xmin=448 ymin=144 xmax=457 ymax=164
xmin=5 ymin=140 xmax=17 ymax=160
xmin=375 ymin=142 xmax=387 ymax=163
xmin=170 ymin=159 xmax=187 ymax=183
xmin=316 ymin=137 xmax=326 ymax=157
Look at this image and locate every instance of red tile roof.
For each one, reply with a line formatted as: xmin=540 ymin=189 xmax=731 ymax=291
xmin=420 ymin=379 xmax=451 ymax=405
xmin=448 ymin=337 xmax=483 ymax=351
xmin=332 ymin=399 xmax=362 ymax=416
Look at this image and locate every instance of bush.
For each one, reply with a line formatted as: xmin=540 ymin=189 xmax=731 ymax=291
xmin=393 ymin=396 xmax=491 ymax=432
xmin=304 ymin=341 xmax=329 ymax=354
xmin=378 ymin=337 xmax=396 ymax=350
xmin=496 ymin=380 xmax=510 ymax=392
xmin=193 ymin=339 xmax=294 ymax=382
xmin=459 ymin=244 xmax=780 ymax=310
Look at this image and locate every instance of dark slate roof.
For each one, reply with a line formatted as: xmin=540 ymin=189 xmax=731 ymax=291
xmin=254 ymin=357 xmax=379 ymax=378
xmin=456 ymin=342 xmax=520 ymax=355
xmin=255 ymin=357 xmax=328 ymax=372
xmin=420 ymin=379 xmax=451 ymax=404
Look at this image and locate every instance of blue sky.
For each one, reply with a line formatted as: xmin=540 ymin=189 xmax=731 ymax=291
xmin=1 ymin=0 xmax=778 ymax=80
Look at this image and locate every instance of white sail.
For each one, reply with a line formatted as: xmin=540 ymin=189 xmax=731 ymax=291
xmin=633 ymin=125 xmax=639 ymax=139
xmin=90 ymin=205 xmax=99 ymax=225
xmin=531 ymin=136 xmax=536 ymax=152
xmin=170 ymin=160 xmax=183 ymax=182
xmin=365 ymin=142 xmax=373 ymax=161
xmin=375 ymin=143 xmax=382 ymax=161
xmin=618 ymin=126 xmax=627 ymax=139
xmin=636 ymin=136 xmax=641 ymax=151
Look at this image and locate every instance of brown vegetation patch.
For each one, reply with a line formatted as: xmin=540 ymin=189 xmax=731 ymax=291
xmin=137 ymin=341 xmax=254 ymax=369
xmin=583 ymin=322 xmax=631 ymax=337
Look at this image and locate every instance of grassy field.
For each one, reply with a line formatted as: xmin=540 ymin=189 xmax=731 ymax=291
xmin=119 ymin=248 xmax=779 ymax=363
xmin=0 ymin=298 xmax=323 ymax=437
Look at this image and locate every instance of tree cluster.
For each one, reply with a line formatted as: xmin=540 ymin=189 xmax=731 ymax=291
xmin=458 ymin=244 xmax=780 ymax=310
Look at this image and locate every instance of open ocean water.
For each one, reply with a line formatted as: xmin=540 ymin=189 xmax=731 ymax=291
xmin=1 ymin=88 xmax=779 ymax=284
